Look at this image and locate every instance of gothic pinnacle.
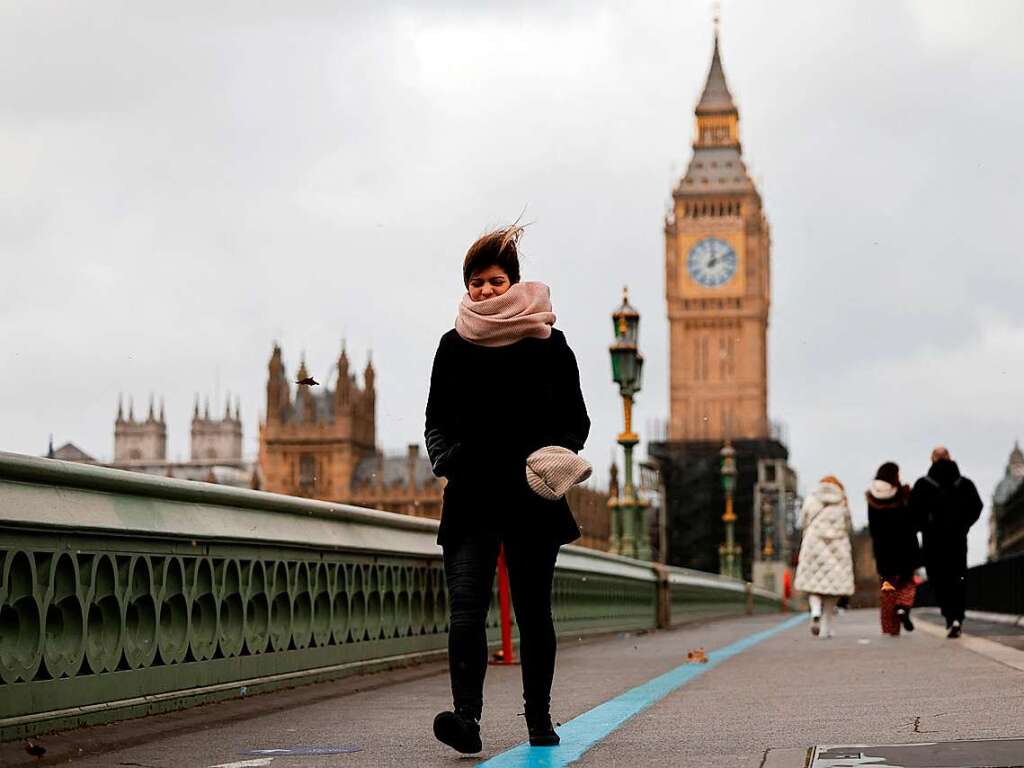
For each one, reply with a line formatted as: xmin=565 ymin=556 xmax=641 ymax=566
xmin=695 ymin=28 xmax=736 ymax=116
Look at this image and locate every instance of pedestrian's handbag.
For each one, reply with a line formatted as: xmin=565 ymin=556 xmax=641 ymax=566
xmin=525 ymin=446 xmax=592 ymax=500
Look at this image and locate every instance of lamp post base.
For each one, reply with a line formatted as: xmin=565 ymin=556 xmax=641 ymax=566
xmin=718 ymin=543 xmax=743 ymax=580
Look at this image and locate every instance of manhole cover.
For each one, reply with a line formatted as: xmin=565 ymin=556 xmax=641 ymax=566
xmin=810 ymin=739 xmax=1024 ymax=767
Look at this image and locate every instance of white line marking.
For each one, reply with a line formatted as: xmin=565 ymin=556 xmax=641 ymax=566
xmin=208 ymin=759 xmax=274 ymax=767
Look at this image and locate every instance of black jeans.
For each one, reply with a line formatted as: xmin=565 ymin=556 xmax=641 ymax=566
xmin=929 ymin=567 xmax=967 ymax=625
xmin=442 ymin=533 xmax=560 ymax=718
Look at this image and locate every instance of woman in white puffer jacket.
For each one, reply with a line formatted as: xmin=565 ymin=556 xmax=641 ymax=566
xmin=795 ymin=476 xmax=855 ymax=638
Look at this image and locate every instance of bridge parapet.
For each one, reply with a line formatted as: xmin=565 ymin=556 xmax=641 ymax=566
xmin=0 ymin=452 xmax=776 ymax=740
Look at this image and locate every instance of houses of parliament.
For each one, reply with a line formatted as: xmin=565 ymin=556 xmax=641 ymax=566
xmin=54 ymin=349 xmax=447 ymax=519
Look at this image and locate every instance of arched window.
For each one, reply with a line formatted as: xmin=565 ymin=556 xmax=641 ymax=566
xmin=299 ymin=454 xmax=316 ymax=493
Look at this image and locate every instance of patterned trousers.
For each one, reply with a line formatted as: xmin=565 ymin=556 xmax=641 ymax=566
xmin=879 ymin=579 xmax=916 ymax=636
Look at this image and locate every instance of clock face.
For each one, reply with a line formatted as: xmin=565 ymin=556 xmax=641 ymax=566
xmin=687 ymin=238 xmax=738 ymax=288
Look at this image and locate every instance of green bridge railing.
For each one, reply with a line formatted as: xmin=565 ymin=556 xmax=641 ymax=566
xmin=0 ymin=452 xmax=778 ymax=741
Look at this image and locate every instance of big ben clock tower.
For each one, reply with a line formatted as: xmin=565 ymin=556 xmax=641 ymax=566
xmin=665 ymin=31 xmax=770 ymax=441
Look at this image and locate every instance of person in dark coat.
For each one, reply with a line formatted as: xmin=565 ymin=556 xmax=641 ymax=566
xmin=866 ymin=462 xmax=921 ymax=635
xmin=424 ymin=224 xmax=590 ymax=754
xmin=910 ymin=446 xmax=983 ymax=638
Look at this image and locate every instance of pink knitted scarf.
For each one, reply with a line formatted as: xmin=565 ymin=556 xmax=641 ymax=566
xmin=455 ymin=282 xmax=556 ymax=347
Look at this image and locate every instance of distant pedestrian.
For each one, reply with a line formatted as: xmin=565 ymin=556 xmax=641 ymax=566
xmin=795 ymin=476 xmax=855 ymax=638
xmin=866 ymin=462 xmax=920 ymax=636
xmin=424 ymin=224 xmax=591 ymax=754
xmin=911 ymin=447 xmax=983 ymax=638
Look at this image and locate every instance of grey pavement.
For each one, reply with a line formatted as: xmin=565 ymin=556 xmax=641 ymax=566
xmin=6 ymin=609 xmax=1024 ymax=768
xmin=581 ymin=608 xmax=1024 ymax=767
xmin=918 ymin=608 xmax=1024 ymax=650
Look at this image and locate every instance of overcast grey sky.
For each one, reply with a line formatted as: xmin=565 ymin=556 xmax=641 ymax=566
xmin=3 ymin=1 xmax=1022 ymax=564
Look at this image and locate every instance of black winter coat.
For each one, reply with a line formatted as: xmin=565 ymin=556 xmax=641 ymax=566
xmin=424 ymin=328 xmax=591 ymax=547
xmin=910 ymin=459 xmax=983 ymax=573
xmin=867 ymin=485 xmax=921 ymax=583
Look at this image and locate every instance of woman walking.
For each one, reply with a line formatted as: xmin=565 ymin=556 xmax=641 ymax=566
xmin=795 ymin=476 xmax=855 ymax=638
xmin=424 ymin=225 xmax=591 ymax=754
xmin=867 ymin=462 xmax=920 ymax=635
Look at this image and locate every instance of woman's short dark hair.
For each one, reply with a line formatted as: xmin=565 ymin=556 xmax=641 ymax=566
xmin=462 ymin=225 xmax=523 ymax=287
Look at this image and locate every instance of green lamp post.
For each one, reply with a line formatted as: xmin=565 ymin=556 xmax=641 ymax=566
xmin=718 ymin=441 xmax=742 ymax=579
xmin=609 ymin=287 xmax=649 ymax=560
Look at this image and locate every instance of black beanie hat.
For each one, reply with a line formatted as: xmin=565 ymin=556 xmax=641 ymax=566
xmin=875 ymin=461 xmax=900 ymax=486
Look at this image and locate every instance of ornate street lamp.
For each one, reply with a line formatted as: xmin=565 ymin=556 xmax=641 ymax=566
xmin=718 ymin=441 xmax=742 ymax=579
xmin=761 ymin=494 xmax=776 ymax=559
xmin=609 ymin=287 xmax=649 ymax=560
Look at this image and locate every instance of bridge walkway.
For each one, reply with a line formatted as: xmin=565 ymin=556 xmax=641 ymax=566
xmin=4 ymin=609 xmax=1024 ymax=768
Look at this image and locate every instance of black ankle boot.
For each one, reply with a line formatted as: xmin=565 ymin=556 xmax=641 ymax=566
xmin=897 ymin=608 xmax=914 ymax=632
xmin=433 ymin=707 xmax=481 ymax=754
xmin=526 ymin=711 xmax=560 ymax=747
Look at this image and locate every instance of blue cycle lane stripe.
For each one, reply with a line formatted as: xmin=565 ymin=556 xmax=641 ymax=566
xmin=475 ymin=613 xmax=807 ymax=768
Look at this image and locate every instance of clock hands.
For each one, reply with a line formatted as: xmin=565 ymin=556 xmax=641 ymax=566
xmin=705 ymin=241 xmax=719 ymax=270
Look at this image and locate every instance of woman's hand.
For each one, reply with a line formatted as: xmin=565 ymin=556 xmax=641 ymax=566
xmin=428 ymin=438 xmax=463 ymax=479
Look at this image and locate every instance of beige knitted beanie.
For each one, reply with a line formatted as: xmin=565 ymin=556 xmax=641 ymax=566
xmin=525 ymin=446 xmax=593 ymax=500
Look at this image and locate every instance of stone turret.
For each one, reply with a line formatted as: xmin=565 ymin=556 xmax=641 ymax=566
xmin=296 ymin=357 xmax=316 ymax=423
xmin=265 ymin=344 xmax=290 ymax=423
xmin=363 ymin=355 xmax=375 ymax=394
xmin=114 ymin=394 xmax=167 ymax=462
xmin=1009 ymin=441 xmax=1024 ymax=478
xmin=191 ymin=392 xmax=243 ymax=462
xmin=335 ymin=345 xmax=351 ymax=406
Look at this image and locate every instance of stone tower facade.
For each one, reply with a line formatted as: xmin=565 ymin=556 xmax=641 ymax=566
xmin=114 ymin=395 xmax=167 ymax=462
xmin=258 ymin=345 xmax=379 ymax=501
xmin=258 ymin=344 xmax=443 ymax=518
xmin=990 ymin=442 xmax=1024 ymax=559
xmin=190 ymin=396 xmax=243 ymax=461
xmin=664 ymin=33 xmax=771 ymax=441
